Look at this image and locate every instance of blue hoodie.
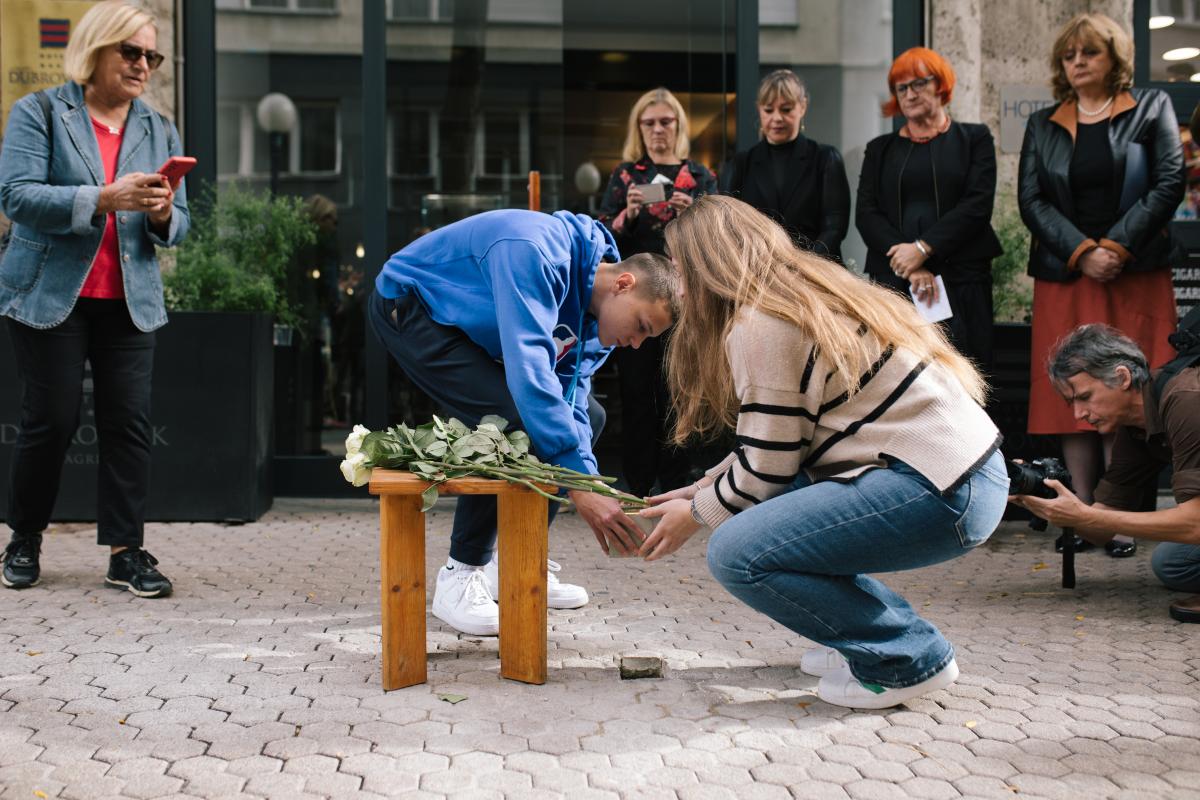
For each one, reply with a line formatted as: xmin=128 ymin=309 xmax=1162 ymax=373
xmin=375 ymin=209 xmax=619 ymax=475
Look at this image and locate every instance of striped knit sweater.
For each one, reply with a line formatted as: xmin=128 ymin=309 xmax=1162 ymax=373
xmin=691 ymin=308 xmax=1002 ymax=529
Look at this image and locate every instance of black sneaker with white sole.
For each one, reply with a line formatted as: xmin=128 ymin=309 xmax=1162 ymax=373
xmin=106 ymin=548 xmax=173 ymax=598
xmin=1 ymin=533 xmax=42 ymax=589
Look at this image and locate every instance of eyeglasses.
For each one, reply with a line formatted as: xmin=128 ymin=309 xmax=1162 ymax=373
xmin=639 ymin=117 xmax=677 ymax=130
xmin=117 ymin=43 xmax=165 ymax=71
xmin=894 ymin=76 xmax=935 ymax=97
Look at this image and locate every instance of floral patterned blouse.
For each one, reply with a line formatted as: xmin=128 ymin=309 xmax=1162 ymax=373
xmin=597 ymin=156 xmax=717 ymax=256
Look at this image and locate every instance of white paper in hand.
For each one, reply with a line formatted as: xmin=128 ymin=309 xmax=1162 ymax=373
xmin=908 ymin=275 xmax=953 ymax=323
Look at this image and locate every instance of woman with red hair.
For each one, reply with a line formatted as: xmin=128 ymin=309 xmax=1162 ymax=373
xmin=856 ymin=47 xmax=1002 ymax=379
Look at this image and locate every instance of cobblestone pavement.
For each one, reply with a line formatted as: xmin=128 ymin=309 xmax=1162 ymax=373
xmin=1 ymin=497 xmax=1198 ymax=800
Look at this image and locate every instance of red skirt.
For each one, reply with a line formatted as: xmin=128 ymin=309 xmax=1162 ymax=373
xmin=1028 ymin=269 xmax=1178 ymax=434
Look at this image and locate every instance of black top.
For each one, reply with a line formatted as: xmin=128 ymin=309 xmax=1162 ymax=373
xmin=1069 ymin=119 xmax=1115 ymax=240
xmin=719 ymin=134 xmax=850 ymax=261
xmin=899 ymin=142 xmax=939 ymax=242
xmin=766 ymin=139 xmax=793 ymax=196
xmin=856 ymin=121 xmax=1003 ymax=286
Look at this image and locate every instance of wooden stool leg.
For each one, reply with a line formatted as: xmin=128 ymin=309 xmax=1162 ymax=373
xmin=497 ymin=492 xmax=548 ymax=684
xmin=380 ymin=495 xmax=427 ymax=690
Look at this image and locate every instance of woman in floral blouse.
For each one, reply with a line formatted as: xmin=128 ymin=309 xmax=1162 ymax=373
xmin=598 ymin=87 xmax=717 ymax=499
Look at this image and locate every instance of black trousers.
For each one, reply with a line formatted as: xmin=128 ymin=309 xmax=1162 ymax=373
xmin=6 ymin=299 xmax=156 ymax=546
xmin=368 ymin=290 xmax=604 ymax=566
xmin=615 ymin=334 xmax=692 ymax=498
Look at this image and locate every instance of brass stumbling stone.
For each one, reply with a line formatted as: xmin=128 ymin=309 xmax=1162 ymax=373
xmin=369 ymin=470 xmax=549 ymax=689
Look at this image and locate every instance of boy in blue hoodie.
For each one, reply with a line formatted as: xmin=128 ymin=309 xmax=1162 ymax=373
xmin=370 ymin=209 xmax=677 ymax=635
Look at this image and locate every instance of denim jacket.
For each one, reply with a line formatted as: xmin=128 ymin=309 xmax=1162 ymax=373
xmin=0 ymin=81 xmax=190 ymax=331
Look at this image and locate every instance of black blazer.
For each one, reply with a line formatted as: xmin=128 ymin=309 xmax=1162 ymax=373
xmin=1018 ymin=88 xmax=1184 ymax=282
xmin=719 ymin=135 xmax=850 ymax=261
xmin=856 ymin=120 xmax=1002 ymax=285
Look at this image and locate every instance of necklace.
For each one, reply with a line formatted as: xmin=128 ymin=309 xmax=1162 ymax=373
xmin=1077 ymin=96 xmax=1114 ymax=116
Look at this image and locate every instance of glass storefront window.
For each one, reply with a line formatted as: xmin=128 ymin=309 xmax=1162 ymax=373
xmin=216 ymin=1 xmax=365 ymax=459
xmin=1149 ymin=0 xmax=1200 ymax=82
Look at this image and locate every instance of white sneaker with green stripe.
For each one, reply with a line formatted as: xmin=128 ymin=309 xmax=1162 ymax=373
xmin=817 ymin=658 xmax=959 ymax=709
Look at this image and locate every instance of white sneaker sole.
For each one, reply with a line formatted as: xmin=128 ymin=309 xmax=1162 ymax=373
xmin=105 ymin=578 xmax=171 ymax=598
xmin=1 ymin=574 xmax=39 ymax=589
xmin=431 ymin=605 xmax=499 ymax=636
xmin=818 ymin=659 xmax=959 ymax=710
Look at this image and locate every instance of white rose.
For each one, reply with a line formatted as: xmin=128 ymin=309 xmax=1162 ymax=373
xmin=345 ymin=424 xmax=371 ymax=457
xmin=340 ymin=452 xmax=372 ymax=487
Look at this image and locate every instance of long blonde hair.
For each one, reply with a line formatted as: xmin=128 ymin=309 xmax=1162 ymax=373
xmin=621 ymin=87 xmax=691 ymax=163
xmin=663 ymin=195 xmax=986 ymax=442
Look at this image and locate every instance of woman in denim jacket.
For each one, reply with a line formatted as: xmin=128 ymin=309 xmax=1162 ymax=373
xmin=0 ymin=1 xmax=189 ymax=597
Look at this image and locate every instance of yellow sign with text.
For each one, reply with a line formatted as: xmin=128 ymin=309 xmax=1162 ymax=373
xmin=1 ymin=0 xmax=97 ymax=134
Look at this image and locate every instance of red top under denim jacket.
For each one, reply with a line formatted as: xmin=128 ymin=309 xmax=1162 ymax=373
xmin=80 ymin=117 xmax=124 ymax=299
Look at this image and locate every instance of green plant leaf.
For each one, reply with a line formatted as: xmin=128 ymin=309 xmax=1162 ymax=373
xmin=420 ymin=485 xmax=440 ymax=512
xmin=479 ymin=415 xmax=509 ymax=432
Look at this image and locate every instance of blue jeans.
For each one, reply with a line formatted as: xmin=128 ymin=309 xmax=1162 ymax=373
xmin=707 ymin=450 xmax=1009 ymax=688
xmin=368 ymin=290 xmax=604 ymax=565
xmin=1151 ymin=543 xmax=1200 ymax=593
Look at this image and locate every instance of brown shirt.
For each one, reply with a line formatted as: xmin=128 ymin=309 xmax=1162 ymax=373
xmin=1095 ymin=365 xmax=1200 ymax=509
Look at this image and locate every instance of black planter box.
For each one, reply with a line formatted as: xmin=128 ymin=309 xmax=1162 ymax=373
xmin=0 ymin=312 xmax=274 ymax=522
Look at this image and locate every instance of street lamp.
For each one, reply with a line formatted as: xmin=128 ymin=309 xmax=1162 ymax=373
xmin=256 ymin=92 xmax=297 ymax=196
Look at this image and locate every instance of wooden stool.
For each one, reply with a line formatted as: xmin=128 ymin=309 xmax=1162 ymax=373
xmin=368 ymin=470 xmax=549 ymax=690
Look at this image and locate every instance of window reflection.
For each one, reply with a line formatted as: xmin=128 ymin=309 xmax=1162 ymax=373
xmin=1150 ymin=0 xmax=1200 ymax=82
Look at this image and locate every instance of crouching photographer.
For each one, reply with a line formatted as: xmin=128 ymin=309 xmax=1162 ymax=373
xmin=1008 ymin=323 xmax=1200 ymax=622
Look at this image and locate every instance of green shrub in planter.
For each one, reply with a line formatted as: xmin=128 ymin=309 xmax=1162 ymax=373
xmin=162 ymin=183 xmax=317 ymax=329
xmin=992 ymin=193 xmax=1034 ymax=324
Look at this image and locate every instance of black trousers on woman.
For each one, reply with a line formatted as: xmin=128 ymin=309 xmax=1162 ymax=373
xmin=615 ymin=334 xmax=693 ymax=498
xmin=6 ymin=299 xmax=155 ymax=546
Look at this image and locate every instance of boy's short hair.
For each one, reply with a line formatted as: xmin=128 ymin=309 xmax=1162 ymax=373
xmin=621 ymin=252 xmax=679 ymax=320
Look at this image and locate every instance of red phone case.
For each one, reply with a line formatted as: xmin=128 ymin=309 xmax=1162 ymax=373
xmin=157 ymin=156 xmax=196 ymax=187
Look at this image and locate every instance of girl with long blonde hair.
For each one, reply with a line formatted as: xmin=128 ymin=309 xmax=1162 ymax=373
xmin=638 ymin=195 xmax=1009 ymax=709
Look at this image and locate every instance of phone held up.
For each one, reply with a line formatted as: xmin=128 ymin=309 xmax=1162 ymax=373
xmin=157 ymin=156 xmax=197 ymax=190
xmin=638 ymin=181 xmax=667 ymax=204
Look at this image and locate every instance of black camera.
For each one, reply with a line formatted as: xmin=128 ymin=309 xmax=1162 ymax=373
xmin=1005 ymin=457 xmax=1071 ymax=499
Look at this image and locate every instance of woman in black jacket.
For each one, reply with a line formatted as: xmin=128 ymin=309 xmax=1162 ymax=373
xmin=597 ymin=87 xmax=717 ymax=498
xmin=720 ymin=70 xmax=850 ymax=261
xmin=856 ymin=47 xmax=1002 ymax=377
xmin=1019 ymin=13 xmax=1183 ymax=558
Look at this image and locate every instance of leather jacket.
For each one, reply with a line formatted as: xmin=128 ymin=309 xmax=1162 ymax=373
xmin=1018 ymin=89 xmax=1183 ymax=282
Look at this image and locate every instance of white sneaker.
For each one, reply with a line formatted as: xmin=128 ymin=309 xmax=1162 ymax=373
xmin=817 ymin=658 xmax=959 ymax=709
xmin=800 ymin=646 xmax=847 ymax=677
xmin=482 ymin=557 xmax=589 ymax=610
xmin=431 ymin=565 xmax=500 ymax=636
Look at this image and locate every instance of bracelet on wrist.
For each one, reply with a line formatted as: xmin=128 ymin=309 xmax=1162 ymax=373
xmin=914 ymin=240 xmax=929 ymax=257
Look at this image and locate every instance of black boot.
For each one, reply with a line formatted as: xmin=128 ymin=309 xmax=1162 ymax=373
xmin=2 ymin=532 xmax=42 ymax=589
xmin=1055 ymin=533 xmax=1094 ymax=553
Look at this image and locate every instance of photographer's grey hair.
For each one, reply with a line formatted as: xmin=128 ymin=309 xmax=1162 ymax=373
xmin=1048 ymin=324 xmax=1150 ymax=388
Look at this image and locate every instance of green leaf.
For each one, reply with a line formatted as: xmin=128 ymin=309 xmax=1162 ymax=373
xmin=420 ymin=485 xmax=440 ymax=512
xmin=506 ymin=430 xmax=531 ymax=455
xmin=479 ymin=415 xmax=509 ymax=432
xmin=447 ymin=418 xmax=470 ymax=437
xmin=424 ymin=440 xmax=448 ymax=458
xmin=437 ymin=693 xmax=468 ymax=704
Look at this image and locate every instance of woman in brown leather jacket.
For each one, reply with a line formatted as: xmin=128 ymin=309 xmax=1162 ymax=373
xmin=1019 ymin=13 xmax=1184 ymax=558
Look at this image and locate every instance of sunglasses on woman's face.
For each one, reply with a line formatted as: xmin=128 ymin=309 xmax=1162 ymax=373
xmin=117 ymin=42 xmax=165 ymax=71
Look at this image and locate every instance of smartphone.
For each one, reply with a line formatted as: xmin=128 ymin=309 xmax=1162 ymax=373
xmin=157 ymin=156 xmax=197 ymax=190
xmin=639 ymin=182 xmax=667 ymax=204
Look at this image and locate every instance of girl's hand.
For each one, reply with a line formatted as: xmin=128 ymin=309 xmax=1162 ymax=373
xmin=638 ymin=499 xmax=702 ymax=561
xmin=646 ymin=476 xmax=712 ymax=506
